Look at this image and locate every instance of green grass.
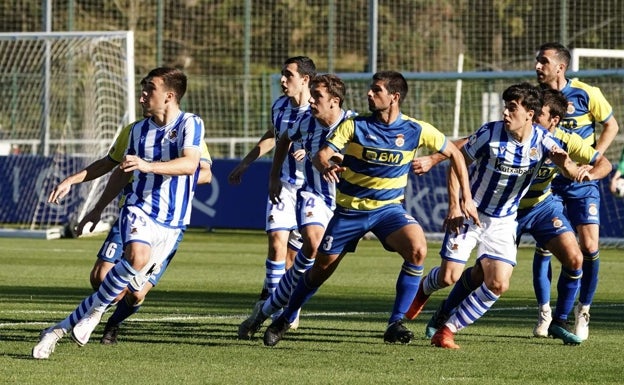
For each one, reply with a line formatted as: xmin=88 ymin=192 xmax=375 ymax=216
xmin=1 ymin=229 xmax=623 ymax=385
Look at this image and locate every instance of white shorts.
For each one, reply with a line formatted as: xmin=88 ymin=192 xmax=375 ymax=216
xmin=265 ymin=181 xmax=299 ymax=232
xmin=440 ymin=212 xmax=518 ymax=266
xmin=120 ymin=205 xmax=183 ymax=290
xmin=266 ymin=181 xmax=302 ymax=250
xmin=297 ymin=190 xmax=334 ymax=229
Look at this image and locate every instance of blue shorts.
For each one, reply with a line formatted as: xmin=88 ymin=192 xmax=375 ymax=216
xmin=552 ymin=182 xmax=600 ymax=226
xmin=517 ymin=195 xmax=573 ymax=248
xmin=96 ymin=219 xmax=182 ymax=286
xmin=319 ymin=204 xmax=419 ymax=255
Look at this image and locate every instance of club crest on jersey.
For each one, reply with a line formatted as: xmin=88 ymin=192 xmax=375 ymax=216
xmin=529 ymin=147 xmax=539 ymax=160
xmin=552 ymin=217 xmax=563 ymax=228
xmin=395 ymin=134 xmax=405 ymax=147
xmin=588 ymin=203 xmax=598 ymax=216
xmin=566 ymin=102 xmax=575 ymax=114
xmin=168 ymin=129 xmax=178 ymax=141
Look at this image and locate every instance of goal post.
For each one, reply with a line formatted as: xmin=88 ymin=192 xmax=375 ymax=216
xmin=570 ymin=48 xmax=624 ymax=72
xmin=0 ymin=31 xmax=135 ymax=238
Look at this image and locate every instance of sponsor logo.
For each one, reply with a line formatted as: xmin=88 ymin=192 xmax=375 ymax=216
xmin=363 ymin=147 xmax=403 ymax=164
xmin=494 ymin=158 xmax=534 ymax=175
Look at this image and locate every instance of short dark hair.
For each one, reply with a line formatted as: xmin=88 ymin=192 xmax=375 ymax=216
xmin=541 ymin=88 xmax=568 ymax=120
xmin=284 ymin=56 xmax=317 ymax=78
xmin=372 ymin=71 xmax=408 ymax=104
xmin=310 ymin=74 xmax=346 ymax=107
xmin=146 ymin=67 xmax=188 ymax=102
xmin=538 ymin=42 xmax=571 ymax=68
xmin=502 ymin=82 xmax=543 ymax=114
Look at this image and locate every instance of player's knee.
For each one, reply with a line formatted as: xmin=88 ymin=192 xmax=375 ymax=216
xmin=400 ymin=245 xmax=427 ymax=265
xmin=485 ymin=279 xmax=508 ymax=296
xmin=563 ymin=251 xmax=583 ymax=270
xmin=440 ymin=269 xmax=461 ymax=288
xmin=89 ymin=271 xmax=105 ymax=291
xmin=126 ymin=291 xmax=145 ymax=306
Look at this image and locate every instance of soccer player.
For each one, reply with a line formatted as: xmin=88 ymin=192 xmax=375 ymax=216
xmin=228 ymin=56 xmax=316 ymax=325
xmin=41 ymin=79 xmax=212 ymax=347
xmin=238 ymin=74 xmax=355 ymax=339
xmin=409 ymin=82 xmax=581 ymax=349
xmin=32 ymin=66 xmax=205 ymax=359
xmin=535 ymin=42 xmax=620 ymax=340
xmin=410 ymin=88 xmax=612 ymax=346
xmin=261 ymin=70 xmax=478 ymax=347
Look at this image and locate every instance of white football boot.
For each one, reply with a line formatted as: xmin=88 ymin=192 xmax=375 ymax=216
xmin=32 ymin=326 xmax=66 ymax=359
xmin=574 ymin=303 xmax=590 ymax=341
xmin=533 ymin=304 xmax=552 ymax=338
xmin=71 ymin=307 xmax=104 ymax=346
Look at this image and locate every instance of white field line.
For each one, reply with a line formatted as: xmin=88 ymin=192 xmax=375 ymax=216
xmin=2 ymin=303 xmax=623 ymax=328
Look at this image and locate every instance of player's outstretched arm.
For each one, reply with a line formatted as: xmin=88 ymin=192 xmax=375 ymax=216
xmin=412 ymin=137 xmax=468 ymax=175
xmin=443 ymin=143 xmax=479 ymax=228
xmin=574 ymin=153 xmax=612 ymax=183
xmin=48 ymin=157 xmax=117 ymax=204
xmin=228 ymin=129 xmax=276 ymax=185
xmin=268 ymin=131 xmax=292 ymax=204
xmin=197 ymin=160 xmax=212 ymax=185
xmin=76 ymin=166 xmax=132 ymax=235
xmin=314 ymin=145 xmax=344 ymax=183
xmin=595 ymin=116 xmax=619 ymax=155
xmin=548 ymin=146 xmax=579 ymax=180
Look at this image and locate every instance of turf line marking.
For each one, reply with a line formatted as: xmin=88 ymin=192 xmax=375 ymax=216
xmin=2 ymin=303 xmax=623 ymax=328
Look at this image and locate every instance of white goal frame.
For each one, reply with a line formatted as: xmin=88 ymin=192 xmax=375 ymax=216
xmin=570 ymin=48 xmax=624 ymax=72
xmin=0 ymin=31 xmax=135 ymax=239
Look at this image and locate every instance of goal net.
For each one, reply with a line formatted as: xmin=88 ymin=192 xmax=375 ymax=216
xmin=0 ymin=31 xmax=135 ymax=238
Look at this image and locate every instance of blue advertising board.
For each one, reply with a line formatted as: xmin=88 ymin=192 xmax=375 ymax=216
xmin=1 ymin=155 xmax=623 ymax=239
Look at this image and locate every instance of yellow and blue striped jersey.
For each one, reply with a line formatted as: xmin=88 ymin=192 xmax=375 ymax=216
xmin=519 ymin=127 xmax=598 ymax=210
xmin=559 ymin=78 xmax=613 ymax=147
xmin=326 ymin=113 xmax=447 ymax=211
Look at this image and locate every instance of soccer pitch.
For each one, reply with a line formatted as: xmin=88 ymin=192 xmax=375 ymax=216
xmin=1 ymin=229 xmax=623 ymax=385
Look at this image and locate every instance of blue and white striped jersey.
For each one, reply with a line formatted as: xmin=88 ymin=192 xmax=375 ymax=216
xmin=271 ymin=95 xmax=310 ymax=187
xmin=288 ymin=109 xmax=357 ymax=210
xmin=464 ymin=121 xmax=560 ymax=218
xmin=124 ymin=111 xmax=205 ymax=228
